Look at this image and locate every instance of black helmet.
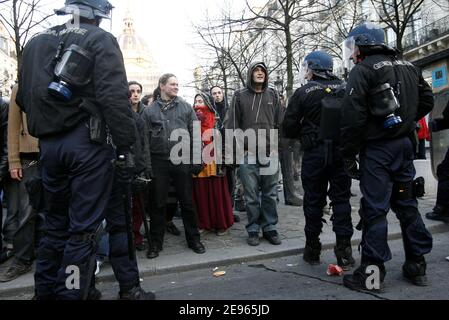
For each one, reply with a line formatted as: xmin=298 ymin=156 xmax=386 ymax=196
xmin=55 ymin=0 xmax=113 ymax=19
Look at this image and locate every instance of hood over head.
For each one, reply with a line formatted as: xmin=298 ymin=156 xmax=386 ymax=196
xmin=246 ymin=61 xmax=269 ymax=92
xmin=194 ymin=92 xmax=216 ymax=113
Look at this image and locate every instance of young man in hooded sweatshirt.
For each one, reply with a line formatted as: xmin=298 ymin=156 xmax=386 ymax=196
xmin=224 ymin=62 xmax=281 ymax=247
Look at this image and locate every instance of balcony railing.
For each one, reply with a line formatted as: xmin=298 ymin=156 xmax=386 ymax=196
xmin=388 ymin=15 xmax=449 ymax=52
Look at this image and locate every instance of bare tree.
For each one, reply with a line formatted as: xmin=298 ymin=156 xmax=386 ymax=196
xmin=238 ymin=0 xmax=342 ymax=97
xmin=307 ymin=0 xmax=364 ymax=58
xmin=370 ymin=0 xmax=426 ymax=58
xmin=193 ymin=5 xmax=267 ymax=100
xmin=0 ymin=0 xmax=54 ymax=74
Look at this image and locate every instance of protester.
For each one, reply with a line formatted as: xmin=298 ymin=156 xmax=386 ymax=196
xmin=192 ymin=93 xmax=234 ymax=235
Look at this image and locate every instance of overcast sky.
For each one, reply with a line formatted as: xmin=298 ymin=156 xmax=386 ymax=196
xmin=45 ymin=0 xmax=263 ymax=100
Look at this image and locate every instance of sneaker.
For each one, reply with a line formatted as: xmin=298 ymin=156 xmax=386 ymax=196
xmin=425 ymin=205 xmax=449 ymax=223
xmin=343 ymin=263 xmax=386 ymax=293
xmin=166 ymin=221 xmax=181 ymax=236
xmin=403 ymin=258 xmax=428 ymax=286
xmin=247 ymin=232 xmax=260 ymax=246
xmin=233 ymin=214 xmax=241 ymax=223
xmin=119 ymin=286 xmax=156 ymax=300
xmin=0 ymin=263 xmax=32 ymax=282
xmin=263 ymin=231 xmax=282 ymax=245
xmin=303 ymin=239 xmax=321 ymax=265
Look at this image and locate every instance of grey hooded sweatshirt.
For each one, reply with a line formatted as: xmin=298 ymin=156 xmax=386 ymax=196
xmin=224 ymin=62 xmax=280 ymax=159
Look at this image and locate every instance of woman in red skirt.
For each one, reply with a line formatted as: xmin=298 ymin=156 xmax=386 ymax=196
xmin=192 ymin=93 xmax=234 ymax=235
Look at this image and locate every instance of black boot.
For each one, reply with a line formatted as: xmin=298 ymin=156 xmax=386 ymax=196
xmin=334 ymin=237 xmax=355 ymax=271
xmin=403 ymin=256 xmax=428 ymax=286
xmin=343 ymin=262 xmax=386 ymax=292
xmin=425 ymin=205 xmax=449 ymax=223
xmin=87 ymin=287 xmax=102 ymax=300
xmin=303 ymin=239 xmax=321 ymax=265
xmin=119 ymin=286 xmax=156 ymax=300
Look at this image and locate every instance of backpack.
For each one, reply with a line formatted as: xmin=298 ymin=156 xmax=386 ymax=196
xmin=312 ymin=82 xmax=346 ymax=142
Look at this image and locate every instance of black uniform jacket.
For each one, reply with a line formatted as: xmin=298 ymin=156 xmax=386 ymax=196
xmin=283 ymin=78 xmax=344 ymax=142
xmin=340 ymin=54 xmax=434 ymax=158
xmin=16 ymin=22 xmax=136 ymax=150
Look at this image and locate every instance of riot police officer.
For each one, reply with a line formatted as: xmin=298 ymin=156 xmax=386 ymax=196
xmin=283 ymin=51 xmax=355 ymax=270
xmin=16 ymin=0 xmax=154 ymax=300
xmin=426 ymin=100 xmax=449 ymax=222
xmin=340 ymin=22 xmax=434 ymax=291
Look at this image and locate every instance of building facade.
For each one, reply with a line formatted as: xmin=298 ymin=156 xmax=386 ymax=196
xmin=0 ymin=24 xmax=17 ymax=98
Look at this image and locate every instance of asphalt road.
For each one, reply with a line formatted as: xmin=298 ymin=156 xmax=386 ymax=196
xmin=9 ymin=230 xmax=448 ymax=301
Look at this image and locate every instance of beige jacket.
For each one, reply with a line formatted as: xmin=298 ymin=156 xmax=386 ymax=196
xmin=8 ymin=84 xmax=39 ymax=171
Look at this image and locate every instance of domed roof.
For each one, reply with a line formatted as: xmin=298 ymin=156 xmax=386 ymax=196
xmin=117 ymin=15 xmax=150 ymax=53
xmin=116 ymin=7 xmax=159 ymax=95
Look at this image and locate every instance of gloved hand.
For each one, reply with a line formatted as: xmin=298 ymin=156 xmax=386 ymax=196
xmin=343 ymin=157 xmax=361 ymax=180
xmin=116 ymin=152 xmax=135 ymax=184
xmin=132 ymin=173 xmax=151 ymax=193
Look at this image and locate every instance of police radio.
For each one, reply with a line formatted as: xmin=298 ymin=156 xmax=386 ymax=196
xmin=48 ymin=43 xmax=94 ymax=101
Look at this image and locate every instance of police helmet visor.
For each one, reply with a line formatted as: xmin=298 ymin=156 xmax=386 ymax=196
xmin=342 ymin=37 xmax=356 ymax=71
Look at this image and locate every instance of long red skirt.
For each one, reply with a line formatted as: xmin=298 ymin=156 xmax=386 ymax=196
xmin=192 ymin=176 xmax=234 ymax=231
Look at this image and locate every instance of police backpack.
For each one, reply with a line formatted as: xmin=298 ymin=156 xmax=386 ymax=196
xmin=315 ymin=83 xmax=346 ymax=142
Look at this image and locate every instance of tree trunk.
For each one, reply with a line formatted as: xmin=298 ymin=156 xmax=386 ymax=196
xmin=285 ymin=25 xmax=294 ymax=98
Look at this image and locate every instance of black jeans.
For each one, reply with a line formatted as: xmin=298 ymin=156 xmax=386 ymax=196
xmin=9 ymin=158 xmax=40 ymax=266
xmin=149 ymin=157 xmax=200 ymax=248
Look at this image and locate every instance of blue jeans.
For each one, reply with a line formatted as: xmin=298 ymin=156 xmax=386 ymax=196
xmin=239 ymin=157 xmax=279 ymax=234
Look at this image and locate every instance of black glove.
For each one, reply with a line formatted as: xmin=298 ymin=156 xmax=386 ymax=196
xmin=132 ymin=173 xmax=151 ymax=193
xmin=429 ymin=118 xmax=449 ymax=132
xmin=343 ymin=157 xmax=361 ymax=180
xmin=116 ymin=152 xmax=135 ymax=184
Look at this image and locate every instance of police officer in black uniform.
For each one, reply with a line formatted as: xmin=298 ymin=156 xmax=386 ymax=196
xmin=16 ymin=0 xmax=154 ymax=300
xmin=426 ymin=100 xmax=449 ymax=222
xmin=283 ymin=51 xmax=355 ymax=270
xmin=340 ymin=22 xmax=434 ymax=291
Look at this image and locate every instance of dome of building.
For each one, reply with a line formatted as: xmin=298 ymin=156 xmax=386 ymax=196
xmin=117 ymin=7 xmax=159 ymax=95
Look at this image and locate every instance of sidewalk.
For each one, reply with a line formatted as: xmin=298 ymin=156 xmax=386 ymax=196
xmin=0 ymin=181 xmax=448 ymax=299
